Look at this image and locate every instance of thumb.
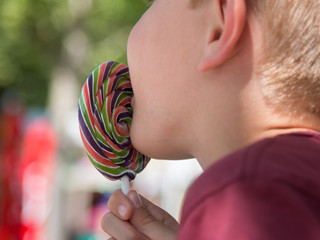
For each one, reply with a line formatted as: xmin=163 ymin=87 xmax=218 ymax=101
xmin=127 ymin=191 xmax=176 ymax=240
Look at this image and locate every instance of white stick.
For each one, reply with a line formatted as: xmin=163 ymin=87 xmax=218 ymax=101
xmin=121 ymin=175 xmax=130 ymax=195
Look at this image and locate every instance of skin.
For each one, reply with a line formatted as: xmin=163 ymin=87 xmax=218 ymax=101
xmin=103 ymin=190 xmax=178 ymax=240
xmin=102 ymin=0 xmax=320 ymax=239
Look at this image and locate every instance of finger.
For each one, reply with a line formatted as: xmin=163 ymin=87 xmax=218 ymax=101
xmin=139 ymin=194 xmax=179 ymax=231
xmin=101 ymin=212 xmax=149 ymax=240
xmin=108 ymin=189 xmax=134 ymax=220
xmin=128 ymin=191 xmax=177 ymax=240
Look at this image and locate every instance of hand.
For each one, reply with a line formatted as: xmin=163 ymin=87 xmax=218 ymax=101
xmin=102 ymin=189 xmax=178 ymax=240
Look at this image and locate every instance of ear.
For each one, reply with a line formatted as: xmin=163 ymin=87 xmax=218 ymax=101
xmin=198 ymin=0 xmax=247 ymax=72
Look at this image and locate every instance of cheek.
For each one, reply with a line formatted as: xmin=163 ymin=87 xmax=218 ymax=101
xmin=127 ymin=15 xmax=162 ymax=108
xmin=127 ymin=23 xmax=141 ymax=73
xmin=127 ymin=16 xmax=151 ymax=92
xmin=126 ymin=6 xmax=198 ymax=158
xmin=127 ymin=8 xmax=154 ymax=69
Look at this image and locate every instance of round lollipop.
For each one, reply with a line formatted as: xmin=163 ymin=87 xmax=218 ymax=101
xmin=78 ymin=61 xmax=150 ymax=194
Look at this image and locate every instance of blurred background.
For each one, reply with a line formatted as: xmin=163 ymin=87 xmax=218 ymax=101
xmin=0 ymin=0 xmax=202 ymax=239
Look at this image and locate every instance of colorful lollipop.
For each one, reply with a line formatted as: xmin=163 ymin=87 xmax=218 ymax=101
xmin=78 ymin=61 xmax=150 ymax=194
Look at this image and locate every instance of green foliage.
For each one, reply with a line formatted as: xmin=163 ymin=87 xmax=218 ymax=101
xmin=0 ymin=0 xmax=148 ymax=106
xmin=83 ymin=0 xmax=148 ymax=73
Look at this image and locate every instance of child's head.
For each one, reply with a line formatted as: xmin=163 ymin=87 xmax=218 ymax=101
xmin=190 ymin=0 xmax=320 ymax=117
xmin=127 ymin=0 xmax=320 ymax=164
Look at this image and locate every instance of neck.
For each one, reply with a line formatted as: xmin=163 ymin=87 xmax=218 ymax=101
xmin=188 ymin=15 xmax=320 ymax=169
xmin=190 ymin=74 xmax=320 ymax=170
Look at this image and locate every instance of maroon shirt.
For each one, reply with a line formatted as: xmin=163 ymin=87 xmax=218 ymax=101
xmin=179 ymin=132 xmax=320 ymax=240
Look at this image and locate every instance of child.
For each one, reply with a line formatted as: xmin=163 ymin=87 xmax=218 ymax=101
xmin=101 ymin=0 xmax=320 ymax=239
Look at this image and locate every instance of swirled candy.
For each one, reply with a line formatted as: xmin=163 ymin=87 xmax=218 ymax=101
xmin=78 ymin=61 xmax=150 ymax=181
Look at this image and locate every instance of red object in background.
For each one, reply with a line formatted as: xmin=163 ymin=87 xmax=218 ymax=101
xmin=0 ymin=96 xmax=24 ymax=240
xmin=18 ymin=118 xmax=58 ymax=240
xmin=0 ymin=91 xmax=58 ymax=240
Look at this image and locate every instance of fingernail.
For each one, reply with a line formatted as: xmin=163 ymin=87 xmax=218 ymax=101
xmin=128 ymin=191 xmax=142 ymax=208
xmin=118 ymin=205 xmax=127 ymax=218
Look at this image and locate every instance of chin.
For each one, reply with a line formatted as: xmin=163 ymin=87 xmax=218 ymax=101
xmin=130 ymin=112 xmax=193 ymax=159
xmin=130 ymin=126 xmax=160 ymax=158
xmin=130 ymin=127 xmax=192 ymax=160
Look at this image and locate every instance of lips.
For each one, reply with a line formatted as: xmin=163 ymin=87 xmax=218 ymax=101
xmin=131 ymin=95 xmax=136 ymax=108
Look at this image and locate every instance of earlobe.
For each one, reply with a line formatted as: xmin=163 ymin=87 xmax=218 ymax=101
xmin=198 ymin=0 xmax=246 ymax=72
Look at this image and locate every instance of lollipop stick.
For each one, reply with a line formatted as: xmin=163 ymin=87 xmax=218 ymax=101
xmin=121 ymin=175 xmax=130 ymax=195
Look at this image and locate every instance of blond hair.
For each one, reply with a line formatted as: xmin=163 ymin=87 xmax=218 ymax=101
xmin=193 ymin=0 xmax=320 ymax=118
xmin=247 ymin=0 xmax=320 ymax=118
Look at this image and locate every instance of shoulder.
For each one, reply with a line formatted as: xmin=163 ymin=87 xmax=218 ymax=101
xmin=184 ymin=131 xmax=320 ymax=211
xmin=179 ymin=180 xmax=320 ymax=240
xmin=179 ymin=131 xmax=320 ymax=240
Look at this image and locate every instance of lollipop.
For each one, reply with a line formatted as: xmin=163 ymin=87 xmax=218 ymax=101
xmin=78 ymin=61 xmax=150 ymax=194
